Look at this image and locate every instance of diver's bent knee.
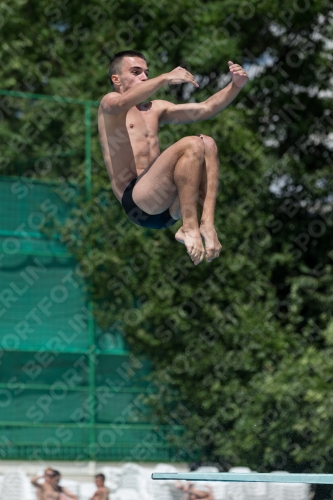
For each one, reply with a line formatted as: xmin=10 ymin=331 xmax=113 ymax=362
xmin=183 ymin=135 xmax=205 ymax=157
xmin=198 ymin=134 xmax=218 ymax=154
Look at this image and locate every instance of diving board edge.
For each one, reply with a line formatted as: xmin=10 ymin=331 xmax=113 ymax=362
xmin=151 ymin=472 xmax=333 ymax=484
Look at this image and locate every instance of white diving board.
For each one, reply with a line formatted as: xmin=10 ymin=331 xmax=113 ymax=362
xmin=151 ymin=472 xmax=333 ymax=484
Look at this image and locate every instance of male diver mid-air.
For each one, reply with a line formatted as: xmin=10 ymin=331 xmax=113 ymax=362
xmin=98 ymin=50 xmax=248 ymax=265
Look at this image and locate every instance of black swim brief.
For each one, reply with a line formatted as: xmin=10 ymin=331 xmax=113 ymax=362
xmin=121 ymin=178 xmax=178 ymax=230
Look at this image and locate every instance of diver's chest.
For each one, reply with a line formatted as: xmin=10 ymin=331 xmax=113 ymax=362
xmin=126 ymin=108 xmax=159 ymax=135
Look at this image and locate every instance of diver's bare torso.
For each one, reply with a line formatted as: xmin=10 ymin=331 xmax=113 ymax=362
xmin=98 ymin=95 xmax=165 ymax=201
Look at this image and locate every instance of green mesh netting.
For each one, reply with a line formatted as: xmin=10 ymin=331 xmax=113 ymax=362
xmin=0 ymin=177 xmax=179 ymax=461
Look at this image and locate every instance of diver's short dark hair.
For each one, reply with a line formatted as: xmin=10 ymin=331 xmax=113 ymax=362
xmin=109 ymin=50 xmax=147 ymax=87
xmin=95 ymin=473 xmax=105 ymax=481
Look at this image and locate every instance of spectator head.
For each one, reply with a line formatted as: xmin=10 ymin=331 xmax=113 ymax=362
xmin=95 ymin=474 xmax=105 ymax=487
xmin=45 ymin=469 xmax=61 ymax=491
xmin=44 ymin=468 xmax=56 ymax=484
xmin=50 ymin=470 xmax=62 ymax=492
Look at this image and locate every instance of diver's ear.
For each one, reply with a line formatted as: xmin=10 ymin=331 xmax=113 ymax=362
xmin=112 ymin=74 xmax=121 ymax=87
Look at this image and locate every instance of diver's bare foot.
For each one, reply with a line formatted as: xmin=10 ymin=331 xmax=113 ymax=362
xmin=175 ymin=226 xmax=205 ymax=265
xmin=199 ymin=222 xmax=222 ymax=262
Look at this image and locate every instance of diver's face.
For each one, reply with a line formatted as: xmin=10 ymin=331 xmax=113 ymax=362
xmin=113 ymin=56 xmax=149 ymax=92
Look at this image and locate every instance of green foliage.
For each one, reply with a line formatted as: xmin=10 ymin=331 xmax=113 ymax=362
xmin=1 ymin=0 xmax=333 ymax=471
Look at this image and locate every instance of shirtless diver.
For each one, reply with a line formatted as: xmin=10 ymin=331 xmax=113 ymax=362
xmin=98 ymin=50 xmax=248 ymax=265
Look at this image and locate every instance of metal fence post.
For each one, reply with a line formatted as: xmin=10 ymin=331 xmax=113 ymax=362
xmin=85 ymin=104 xmax=92 ymax=199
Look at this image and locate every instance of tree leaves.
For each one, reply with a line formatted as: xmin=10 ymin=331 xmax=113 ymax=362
xmin=1 ymin=0 xmax=333 ymax=472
